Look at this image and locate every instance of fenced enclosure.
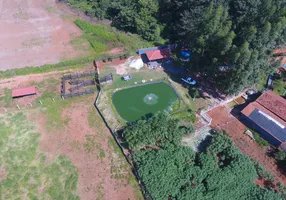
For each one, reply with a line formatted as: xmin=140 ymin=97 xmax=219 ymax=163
xmin=99 ymin=73 xmax=113 ymax=84
xmin=61 ymin=71 xmax=97 ymax=99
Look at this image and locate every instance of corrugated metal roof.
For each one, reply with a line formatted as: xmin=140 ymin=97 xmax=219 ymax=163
xmin=242 ymin=102 xmax=286 ymax=143
xmin=12 ymin=86 xmax=36 ymax=98
xmin=249 ymin=109 xmax=286 ymax=142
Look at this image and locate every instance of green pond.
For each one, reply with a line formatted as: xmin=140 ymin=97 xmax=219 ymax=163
xmin=112 ymin=82 xmax=178 ymax=122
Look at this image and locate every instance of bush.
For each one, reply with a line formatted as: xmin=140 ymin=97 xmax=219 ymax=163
xmin=252 ymin=130 xmax=269 ymax=147
xmin=253 ymin=161 xmax=274 ymax=181
xmin=172 ymin=109 xmax=196 ymax=123
xmin=274 ymin=149 xmax=286 ymax=161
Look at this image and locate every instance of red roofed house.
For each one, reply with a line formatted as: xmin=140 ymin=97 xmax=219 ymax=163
xmin=12 ymin=86 xmax=36 ymax=98
xmin=145 ymin=48 xmax=171 ymax=69
xmin=241 ymin=91 xmax=286 ymax=148
xmin=146 ymin=49 xmax=171 ymax=61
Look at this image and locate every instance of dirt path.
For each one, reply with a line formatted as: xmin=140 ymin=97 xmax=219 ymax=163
xmin=208 ymin=106 xmax=286 ymax=185
xmin=0 ymin=0 xmax=87 ymax=70
xmin=33 ymin=100 xmax=138 ymax=200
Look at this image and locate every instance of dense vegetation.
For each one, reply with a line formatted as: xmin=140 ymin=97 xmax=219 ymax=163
xmin=73 ymin=19 xmax=152 ymax=55
xmin=124 ymin=113 xmax=283 ymax=200
xmin=64 ymin=0 xmax=286 ymax=94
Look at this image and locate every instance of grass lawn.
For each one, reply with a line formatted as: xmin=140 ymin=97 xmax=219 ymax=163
xmin=0 ymin=56 xmax=94 ymax=79
xmin=0 ymin=74 xmax=143 ymax=199
xmin=0 ymin=112 xmax=79 ymax=199
xmin=73 ymin=19 xmax=152 ymax=56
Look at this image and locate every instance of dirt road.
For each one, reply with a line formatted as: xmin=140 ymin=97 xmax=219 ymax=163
xmin=0 ymin=0 xmax=85 ymax=70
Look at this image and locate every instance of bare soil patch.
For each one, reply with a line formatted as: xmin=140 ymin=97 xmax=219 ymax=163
xmin=0 ymin=65 xmax=92 ymax=109
xmin=0 ymin=68 xmax=141 ymax=199
xmin=105 ymin=47 xmax=125 ymax=55
xmin=96 ymin=58 xmax=129 ymax=75
xmin=0 ymin=167 xmax=7 ymax=182
xmin=0 ymin=0 xmax=89 ymax=70
xmin=34 ymin=99 xmax=138 ymax=200
xmin=207 ymin=106 xmax=286 ymax=185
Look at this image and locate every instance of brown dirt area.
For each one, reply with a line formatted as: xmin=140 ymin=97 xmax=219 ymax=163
xmin=33 ymin=100 xmax=138 ymax=200
xmin=207 ymin=106 xmax=286 ymax=185
xmin=0 ymin=167 xmax=7 ymax=182
xmin=0 ymin=64 xmax=92 ymax=109
xmin=96 ymin=58 xmax=129 ymax=75
xmin=0 ymin=69 xmax=142 ymax=199
xmin=0 ymin=0 xmax=89 ymax=70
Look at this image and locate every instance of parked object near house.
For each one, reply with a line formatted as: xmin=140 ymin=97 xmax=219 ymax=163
xmin=245 ymin=130 xmax=255 ymax=140
xmin=12 ymin=86 xmax=36 ymax=98
xmin=266 ymin=74 xmax=274 ymax=90
xmin=122 ymin=75 xmax=133 ymax=81
xmin=181 ymin=77 xmax=196 ymax=85
xmin=241 ymin=91 xmax=286 ymax=148
xmin=180 ymin=50 xmax=191 ymax=62
xmin=246 ymin=89 xmax=258 ymax=96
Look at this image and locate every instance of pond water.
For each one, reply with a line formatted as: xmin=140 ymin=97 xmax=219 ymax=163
xmin=112 ymin=82 xmax=178 ymax=122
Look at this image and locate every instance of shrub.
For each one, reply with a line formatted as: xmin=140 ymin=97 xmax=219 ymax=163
xmin=172 ymin=109 xmax=196 ymax=123
xmin=252 ymin=130 xmax=270 ymax=147
xmin=253 ymin=161 xmax=274 ymax=181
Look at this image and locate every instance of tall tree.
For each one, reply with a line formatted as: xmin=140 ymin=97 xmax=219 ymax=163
xmin=124 ymin=115 xmax=284 ymax=200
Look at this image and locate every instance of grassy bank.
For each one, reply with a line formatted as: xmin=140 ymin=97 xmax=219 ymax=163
xmin=0 ymin=56 xmax=94 ymax=79
xmin=73 ymin=19 xmax=152 ymax=56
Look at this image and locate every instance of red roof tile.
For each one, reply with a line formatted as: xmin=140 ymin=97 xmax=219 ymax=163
xmin=256 ymin=91 xmax=286 ymax=121
xmin=146 ymin=49 xmax=170 ymax=61
xmin=274 ymin=49 xmax=286 ymax=54
xmin=12 ymin=86 xmax=36 ymax=98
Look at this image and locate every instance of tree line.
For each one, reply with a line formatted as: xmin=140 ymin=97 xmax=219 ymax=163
xmin=124 ymin=113 xmax=284 ymax=200
xmin=65 ymin=0 xmax=286 ymax=93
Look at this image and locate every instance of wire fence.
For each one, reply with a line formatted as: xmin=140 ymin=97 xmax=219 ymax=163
xmin=94 ymin=89 xmax=153 ymax=200
xmin=61 ymin=71 xmax=97 ymax=98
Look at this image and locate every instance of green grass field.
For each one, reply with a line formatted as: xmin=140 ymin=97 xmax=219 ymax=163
xmin=73 ymin=19 xmax=152 ymax=56
xmin=0 ymin=74 xmax=143 ymax=199
xmin=0 ymin=112 xmax=79 ymax=199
